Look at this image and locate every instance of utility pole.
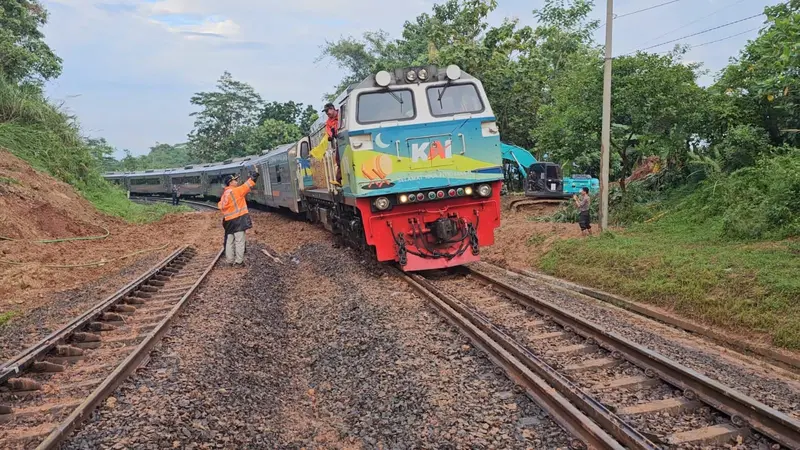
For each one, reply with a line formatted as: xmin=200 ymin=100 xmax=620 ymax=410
xmin=599 ymin=0 xmax=613 ymax=232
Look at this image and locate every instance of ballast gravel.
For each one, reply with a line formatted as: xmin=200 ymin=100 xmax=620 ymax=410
xmin=473 ymin=262 xmax=800 ymax=421
xmin=64 ymin=240 xmax=573 ymax=449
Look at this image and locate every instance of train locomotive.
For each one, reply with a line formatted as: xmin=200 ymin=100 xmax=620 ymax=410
xmin=105 ymin=65 xmax=504 ymax=272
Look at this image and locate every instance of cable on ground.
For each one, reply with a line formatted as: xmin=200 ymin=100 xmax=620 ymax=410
xmin=0 ymin=244 xmax=171 ymax=269
xmin=0 ymin=226 xmax=111 ymax=244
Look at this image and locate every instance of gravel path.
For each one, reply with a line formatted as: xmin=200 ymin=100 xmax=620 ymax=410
xmin=64 ymin=239 xmax=574 ymax=449
xmin=474 ymin=262 xmax=800 ymax=421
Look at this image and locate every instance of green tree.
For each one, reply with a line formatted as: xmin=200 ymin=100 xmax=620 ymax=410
xmin=228 ymin=119 xmax=302 ymax=156
xmin=316 ymin=0 xmax=598 ymax=150
xmin=535 ymin=51 xmax=705 ymax=186
xmin=85 ymin=137 xmax=119 ymax=172
xmin=713 ymin=0 xmax=800 ymax=147
xmin=143 ymin=143 xmax=195 ymax=169
xmin=260 ymin=100 xmax=302 ymax=125
xmin=299 ymin=104 xmax=318 ymax=135
xmin=187 ymin=72 xmax=264 ymax=162
xmin=717 ymin=124 xmax=777 ymax=173
xmin=259 ymin=101 xmax=319 ymax=135
xmin=0 ymin=0 xmax=62 ymax=84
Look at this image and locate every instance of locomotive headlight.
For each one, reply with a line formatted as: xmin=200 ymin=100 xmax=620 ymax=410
xmin=375 ymin=70 xmax=391 ymax=87
xmin=406 ymin=70 xmax=416 ymax=82
xmin=464 ymin=186 xmax=473 ymax=196
xmin=374 ymin=196 xmax=391 ymax=211
xmin=399 ymin=194 xmax=409 ymax=204
xmin=477 ymin=184 xmax=492 ymax=197
xmin=417 ymin=69 xmax=428 ymax=81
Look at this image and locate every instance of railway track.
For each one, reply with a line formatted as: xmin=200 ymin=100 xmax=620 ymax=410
xmin=0 ymin=246 xmax=221 ymax=449
xmin=400 ymin=265 xmax=800 ymax=450
xmin=130 ymin=196 xmax=219 ymax=211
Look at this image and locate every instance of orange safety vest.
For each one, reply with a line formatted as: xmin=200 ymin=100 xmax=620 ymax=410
xmin=325 ymin=112 xmax=338 ymax=138
xmin=218 ymin=179 xmax=255 ymax=222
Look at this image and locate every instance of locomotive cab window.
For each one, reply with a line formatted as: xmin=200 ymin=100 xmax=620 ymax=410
xmin=338 ymin=104 xmax=348 ymax=130
xmin=427 ymin=83 xmax=484 ymax=117
xmin=356 ymin=89 xmax=415 ymax=124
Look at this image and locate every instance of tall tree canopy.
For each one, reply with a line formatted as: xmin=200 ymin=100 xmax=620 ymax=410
xmin=712 ymin=0 xmax=800 ymax=147
xmin=317 ymin=0 xmax=598 ymax=150
xmin=187 ymin=72 xmax=309 ymax=162
xmin=0 ymin=0 xmax=62 ymax=84
xmin=188 ymin=72 xmax=265 ymax=162
xmin=535 ymin=51 xmax=705 ymax=184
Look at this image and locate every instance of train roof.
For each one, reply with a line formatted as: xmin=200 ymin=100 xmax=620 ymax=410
xmin=261 ymin=142 xmax=294 ymax=157
xmin=202 ymin=154 xmax=264 ymax=172
xmin=103 ymin=141 xmax=301 ymax=178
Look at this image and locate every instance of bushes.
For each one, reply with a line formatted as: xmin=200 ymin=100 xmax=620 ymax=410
xmin=717 ymin=125 xmax=777 ymax=173
xmin=685 ymin=150 xmax=800 ymax=240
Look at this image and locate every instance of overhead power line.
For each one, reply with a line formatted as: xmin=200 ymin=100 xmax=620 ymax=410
xmin=641 ymin=0 xmax=749 ymax=46
xmin=689 ymin=27 xmax=759 ymax=50
xmin=615 ymin=0 xmax=684 ymax=19
xmin=598 ymin=0 xmax=685 ymax=28
xmin=651 ymin=27 xmax=759 ymax=55
xmin=623 ymin=12 xmax=764 ymax=55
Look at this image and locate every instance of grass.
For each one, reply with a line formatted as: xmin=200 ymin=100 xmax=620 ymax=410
xmin=0 ymin=78 xmax=188 ymax=224
xmin=81 ymin=185 xmax=193 ymax=223
xmin=0 ymin=310 xmax=19 ymax=327
xmin=538 ymin=215 xmax=800 ymax=349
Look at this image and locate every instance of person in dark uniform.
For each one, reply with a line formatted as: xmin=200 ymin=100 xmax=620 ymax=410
xmin=573 ymin=187 xmax=592 ymax=236
xmin=171 ymin=184 xmax=180 ymax=205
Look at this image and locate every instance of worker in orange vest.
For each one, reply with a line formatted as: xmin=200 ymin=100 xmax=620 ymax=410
xmin=218 ymin=169 xmax=259 ymax=266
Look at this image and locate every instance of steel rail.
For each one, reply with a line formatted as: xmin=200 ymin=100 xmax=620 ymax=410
xmin=0 ymin=246 xmax=187 ymax=384
xmin=467 ymin=266 xmax=800 ymax=450
xmin=130 ymin=196 xmax=218 ymax=211
xmin=413 ymin=273 xmax=659 ymax=449
xmin=402 ymin=271 xmax=627 ymax=450
xmin=36 ymin=247 xmax=223 ymax=449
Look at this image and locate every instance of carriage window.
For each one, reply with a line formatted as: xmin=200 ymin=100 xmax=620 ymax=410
xmin=300 ymin=142 xmax=310 ymax=159
xmin=275 ymin=165 xmax=282 ymax=183
xmin=356 ymin=89 xmax=415 ymax=124
xmin=130 ymin=177 xmax=161 ymax=186
xmin=173 ymin=176 xmax=200 ymax=185
xmin=427 ymin=83 xmax=484 ymax=116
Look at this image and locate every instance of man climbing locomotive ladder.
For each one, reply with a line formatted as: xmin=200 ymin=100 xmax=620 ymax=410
xmin=324 ymin=103 xmax=342 ymax=186
xmin=219 ymin=169 xmax=260 ymax=266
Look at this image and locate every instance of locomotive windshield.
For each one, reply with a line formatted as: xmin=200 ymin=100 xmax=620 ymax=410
xmin=427 ymin=83 xmax=483 ymax=116
xmin=356 ymin=89 xmax=415 ymax=124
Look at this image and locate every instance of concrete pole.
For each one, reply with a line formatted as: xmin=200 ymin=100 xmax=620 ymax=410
xmin=600 ymin=0 xmax=613 ymax=232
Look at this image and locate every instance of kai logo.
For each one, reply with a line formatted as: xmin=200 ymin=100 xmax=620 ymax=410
xmin=411 ymin=140 xmax=452 ymax=163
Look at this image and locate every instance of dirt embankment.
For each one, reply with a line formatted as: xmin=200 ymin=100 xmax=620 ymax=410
xmin=483 ymin=196 xmax=588 ymax=270
xmin=0 ymin=150 xmax=219 ymax=324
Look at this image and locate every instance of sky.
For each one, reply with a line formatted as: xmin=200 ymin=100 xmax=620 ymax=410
xmin=40 ymin=0 xmax=784 ymax=157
